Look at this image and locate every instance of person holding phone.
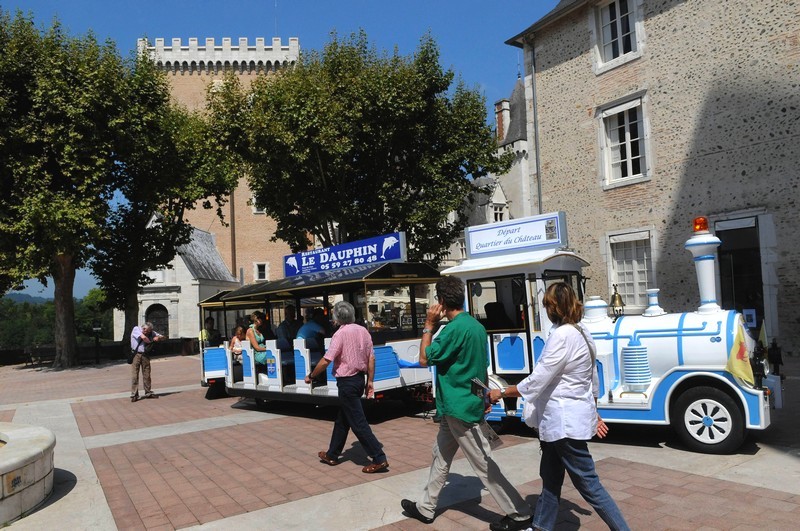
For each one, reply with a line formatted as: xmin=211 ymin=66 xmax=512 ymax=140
xmin=400 ymin=276 xmax=532 ymax=531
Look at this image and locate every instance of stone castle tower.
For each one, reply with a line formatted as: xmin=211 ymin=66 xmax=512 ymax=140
xmin=138 ymin=36 xmax=300 ymax=286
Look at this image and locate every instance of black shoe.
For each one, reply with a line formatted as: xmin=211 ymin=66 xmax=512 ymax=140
xmin=401 ymin=499 xmax=434 ymax=524
xmin=131 ymin=396 xmax=138 ymax=403
xmin=489 ymin=515 xmax=532 ymax=531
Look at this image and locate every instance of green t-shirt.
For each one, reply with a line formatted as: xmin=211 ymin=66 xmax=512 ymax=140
xmin=425 ymin=311 xmax=488 ymax=424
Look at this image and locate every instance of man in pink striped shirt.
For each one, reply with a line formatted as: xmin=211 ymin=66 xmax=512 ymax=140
xmin=306 ymin=301 xmax=389 ymax=473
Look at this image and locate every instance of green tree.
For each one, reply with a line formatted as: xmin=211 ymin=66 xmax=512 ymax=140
xmin=0 ymin=11 xmax=125 ymax=367
xmin=210 ymin=31 xmax=509 ymax=263
xmin=74 ymin=288 xmax=112 ymax=342
xmin=90 ymin=53 xmax=241 ymax=348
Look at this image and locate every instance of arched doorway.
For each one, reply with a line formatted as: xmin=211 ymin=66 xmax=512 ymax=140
xmin=145 ymin=304 xmax=169 ymax=337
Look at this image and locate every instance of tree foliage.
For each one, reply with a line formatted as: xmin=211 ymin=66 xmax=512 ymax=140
xmin=91 ymin=54 xmax=241 ymax=346
xmin=0 ymin=10 xmax=125 ymax=367
xmin=0 ymin=289 xmax=113 ymax=350
xmin=0 ymin=10 xmax=239 ymax=365
xmin=210 ymin=31 xmax=509 ymax=263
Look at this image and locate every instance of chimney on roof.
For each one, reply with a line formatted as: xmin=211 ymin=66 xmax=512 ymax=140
xmin=494 ymin=98 xmax=511 ymax=143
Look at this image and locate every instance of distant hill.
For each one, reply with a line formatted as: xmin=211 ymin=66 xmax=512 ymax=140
xmin=3 ymin=293 xmax=52 ymax=305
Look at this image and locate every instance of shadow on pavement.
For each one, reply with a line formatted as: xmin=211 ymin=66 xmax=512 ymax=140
xmin=27 ymin=468 xmax=77 ymax=515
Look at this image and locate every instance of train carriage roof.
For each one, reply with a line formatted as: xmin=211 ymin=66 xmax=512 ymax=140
xmin=441 ymin=248 xmax=588 ymax=277
xmin=220 ymin=262 xmax=440 ymax=303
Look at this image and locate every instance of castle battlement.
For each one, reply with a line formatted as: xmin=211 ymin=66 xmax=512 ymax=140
xmin=137 ymin=37 xmax=300 ymax=75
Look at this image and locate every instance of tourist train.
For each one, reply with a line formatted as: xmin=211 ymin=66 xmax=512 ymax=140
xmin=200 ymin=212 xmax=781 ymax=454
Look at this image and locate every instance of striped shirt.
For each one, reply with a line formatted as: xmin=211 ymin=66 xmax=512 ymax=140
xmin=323 ymin=323 xmax=373 ymax=377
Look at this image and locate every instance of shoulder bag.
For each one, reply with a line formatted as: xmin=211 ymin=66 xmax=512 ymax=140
xmin=128 ymin=337 xmax=143 ymax=364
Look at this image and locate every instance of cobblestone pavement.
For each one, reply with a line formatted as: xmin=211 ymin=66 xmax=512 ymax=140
xmin=2 ymin=353 xmax=799 ymax=530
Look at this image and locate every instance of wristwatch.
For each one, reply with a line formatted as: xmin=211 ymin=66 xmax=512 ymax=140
xmin=500 ymin=388 xmax=507 ymax=398
xmin=422 ymin=328 xmax=433 ymax=334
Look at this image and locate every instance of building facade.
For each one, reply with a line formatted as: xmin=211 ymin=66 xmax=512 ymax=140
xmin=508 ymin=0 xmax=799 ymax=353
xmin=113 ymin=228 xmax=239 ymax=340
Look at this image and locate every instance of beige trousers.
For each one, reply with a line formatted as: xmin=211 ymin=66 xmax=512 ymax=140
xmin=418 ymin=415 xmax=532 ymax=521
xmin=130 ymin=353 xmax=152 ymax=397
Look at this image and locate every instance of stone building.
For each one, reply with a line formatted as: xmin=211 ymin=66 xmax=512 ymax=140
xmin=508 ymin=0 xmax=799 ymax=352
xmin=112 ymin=227 xmax=239 ymax=340
xmin=114 ymin=37 xmax=300 ymax=340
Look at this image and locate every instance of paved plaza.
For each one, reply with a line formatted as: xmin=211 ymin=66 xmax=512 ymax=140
xmin=1 ymin=354 xmax=799 ymax=530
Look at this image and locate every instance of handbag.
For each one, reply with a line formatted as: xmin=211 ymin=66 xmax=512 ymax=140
xmin=128 ymin=337 xmax=143 ymax=364
xmin=521 ymin=398 xmax=537 ymax=428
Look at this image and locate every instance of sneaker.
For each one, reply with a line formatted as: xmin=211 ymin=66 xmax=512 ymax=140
xmin=400 ymin=499 xmax=434 ymax=524
xmin=489 ymin=515 xmax=532 ymax=531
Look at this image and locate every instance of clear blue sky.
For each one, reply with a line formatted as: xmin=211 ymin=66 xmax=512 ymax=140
xmin=8 ymin=0 xmax=558 ymax=298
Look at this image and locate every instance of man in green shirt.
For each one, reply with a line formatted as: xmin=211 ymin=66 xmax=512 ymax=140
xmin=401 ymin=276 xmax=532 ymax=531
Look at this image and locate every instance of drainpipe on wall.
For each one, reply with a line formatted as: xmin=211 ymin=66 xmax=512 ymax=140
xmin=229 ymin=190 xmax=237 ymax=277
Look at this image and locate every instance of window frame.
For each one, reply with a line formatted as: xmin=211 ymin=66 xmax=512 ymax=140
xmin=602 ymin=227 xmax=658 ymax=313
xmin=597 ymin=93 xmax=651 ymax=189
xmin=589 ymin=0 xmax=645 ymax=75
xmin=253 ymin=262 xmax=269 ymax=281
xmin=251 ymin=196 xmax=266 ymax=214
xmin=492 ymin=203 xmax=507 ymax=223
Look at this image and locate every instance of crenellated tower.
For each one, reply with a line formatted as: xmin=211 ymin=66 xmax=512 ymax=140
xmin=137 ymin=37 xmax=300 ymax=77
xmin=139 ymin=36 xmax=301 ymax=290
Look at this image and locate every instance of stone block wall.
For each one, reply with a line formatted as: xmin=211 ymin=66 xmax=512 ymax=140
xmin=523 ymin=0 xmax=799 ymax=352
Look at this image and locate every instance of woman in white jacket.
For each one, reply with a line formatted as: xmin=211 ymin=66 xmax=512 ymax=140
xmin=490 ymin=282 xmax=629 ymax=531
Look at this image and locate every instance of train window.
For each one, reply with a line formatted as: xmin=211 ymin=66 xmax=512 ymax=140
xmin=365 ymin=283 xmax=436 ymax=341
xmin=468 ymin=276 xmax=526 ymax=332
xmin=542 ymin=271 xmax=584 ymax=300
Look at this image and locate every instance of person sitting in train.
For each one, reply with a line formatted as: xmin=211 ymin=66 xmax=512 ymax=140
xmin=297 ymin=307 xmax=328 ymax=368
xmin=199 ymin=316 xmax=222 ymax=349
xmin=484 ymin=301 xmax=515 ymax=330
xmin=276 ymin=304 xmax=301 ymax=350
xmin=230 ymin=325 xmax=246 ymax=363
xmin=247 ymin=311 xmax=274 ymax=370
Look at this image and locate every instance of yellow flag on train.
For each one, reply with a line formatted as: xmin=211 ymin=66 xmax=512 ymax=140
xmin=726 ymin=323 xmax=754 ymax=385
xmin=758 ymin=321 xmax=768 ymax=347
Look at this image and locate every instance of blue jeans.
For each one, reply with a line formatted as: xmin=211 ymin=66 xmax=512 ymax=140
xmin=533 ymin=438 xmax=629 ymax=531
xmin=326 ymin=374 xmax=387 ymax=464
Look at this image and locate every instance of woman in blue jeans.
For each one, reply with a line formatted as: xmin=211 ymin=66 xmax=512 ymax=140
xmin=490 ymin=282 xmax=629 ymax=531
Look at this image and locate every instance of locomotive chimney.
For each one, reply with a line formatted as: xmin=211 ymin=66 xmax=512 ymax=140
xmin=684 ymin=217 xmax=721 ymax=314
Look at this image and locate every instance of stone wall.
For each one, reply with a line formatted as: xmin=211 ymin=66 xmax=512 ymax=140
xmin=523 ymin=0 xmax=799 ymax=352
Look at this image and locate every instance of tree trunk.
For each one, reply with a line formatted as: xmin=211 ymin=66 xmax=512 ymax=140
xmin=121 ymin=289 xmax=140 ymax=357
xmin=52 ymin=253 xmax=79 ymax=368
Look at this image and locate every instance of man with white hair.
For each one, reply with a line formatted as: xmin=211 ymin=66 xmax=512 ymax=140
xmin=305 ymin=301 xmax=389 ymax=473
xmin=130 ymin=321 xmax=165 ymax=402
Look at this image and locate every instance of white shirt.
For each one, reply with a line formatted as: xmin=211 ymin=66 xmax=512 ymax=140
xmin=516 ymin=323 xmax=599 ymax=442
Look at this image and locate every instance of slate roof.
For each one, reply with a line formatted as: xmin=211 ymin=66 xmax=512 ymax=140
xmin=500 ymin=78 xmax=527 ymax=147
xmin=177 ymin=227 xmax=237 ymax=282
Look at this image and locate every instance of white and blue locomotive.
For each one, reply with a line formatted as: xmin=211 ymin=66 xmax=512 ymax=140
xmin=443 ymin=212 xmax=780 ymax=454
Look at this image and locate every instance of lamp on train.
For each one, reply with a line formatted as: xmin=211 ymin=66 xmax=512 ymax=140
xmin=610 ymin=284 xmax=625 ymax=320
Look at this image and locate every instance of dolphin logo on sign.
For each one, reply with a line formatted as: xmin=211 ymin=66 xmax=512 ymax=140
xmin=286 ymin=256 xmax=299 ymax=273
xmin=380 ymin=236 xmax=399 ymax=259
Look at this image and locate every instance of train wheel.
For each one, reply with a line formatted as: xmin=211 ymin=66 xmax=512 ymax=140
xmin=672 ymin=386 xmax=745 ymax=454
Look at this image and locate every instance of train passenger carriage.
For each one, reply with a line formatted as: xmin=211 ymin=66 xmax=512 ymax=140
xmin=200 ymin=233 xmax=440 ymax=408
